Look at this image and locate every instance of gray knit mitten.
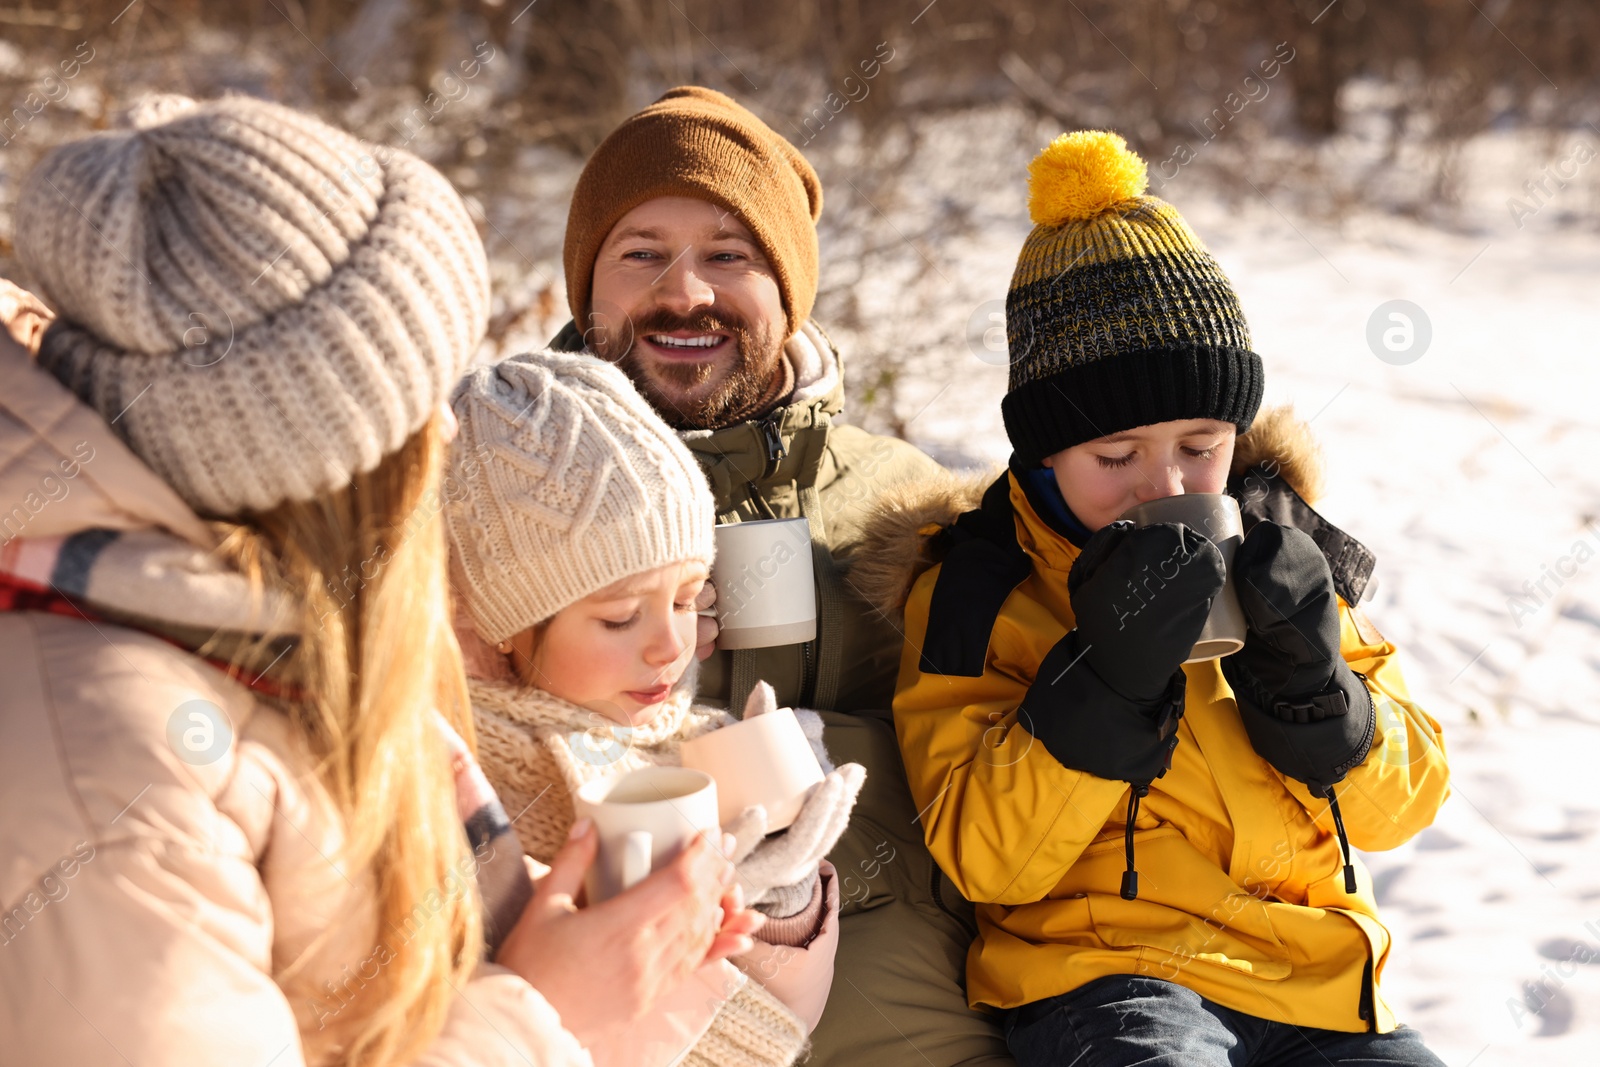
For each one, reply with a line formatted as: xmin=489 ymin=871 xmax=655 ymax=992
xmin=725 ymin=683 xmax=865 ymax=916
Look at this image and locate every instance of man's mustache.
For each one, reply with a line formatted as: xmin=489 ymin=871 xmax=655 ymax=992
xmin=628 ymin=308 xmax=751 ymax=343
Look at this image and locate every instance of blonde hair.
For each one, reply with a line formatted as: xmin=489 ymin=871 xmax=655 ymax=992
xmin=217 ymin=412 xmax=481 ymax=1066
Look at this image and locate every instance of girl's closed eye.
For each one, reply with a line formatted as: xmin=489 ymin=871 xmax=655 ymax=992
xmin=674 ymin=579 xmax=706 ymax=614
xmin=601 ymin=609 xmax=640 ymax=631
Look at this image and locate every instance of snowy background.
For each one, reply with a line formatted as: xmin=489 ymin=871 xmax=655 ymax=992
xmin=3 ymin=3 xmax=1599 ymax=1063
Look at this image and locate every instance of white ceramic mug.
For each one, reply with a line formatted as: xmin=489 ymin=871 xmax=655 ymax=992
xmin=711 ymin=517 xmax=817 ymax=650
xmin=571 ymin=766 xmax=721 ymax=903
xmin=1118 ymin=493 xmax=1247 ymax=663
xmin=680 ymin=708 xmax=826 ymax=831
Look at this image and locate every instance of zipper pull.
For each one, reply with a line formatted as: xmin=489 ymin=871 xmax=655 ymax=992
xmin=1325 ymin=786 xmax=1358 ymax=894
xmin=760 ymin=412 xmax=789 ymax=464
xmin=1120 ymin=782 xmax=1149 ymax=900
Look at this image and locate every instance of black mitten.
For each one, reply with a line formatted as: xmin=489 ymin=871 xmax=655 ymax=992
xmin=1220 ymin=522 xmax=1376 ymax=796
xmin=1021 ymin=520 xmax=1225 ymax=899
xmin=1022 ymin=521 xmax=1225 ymax=784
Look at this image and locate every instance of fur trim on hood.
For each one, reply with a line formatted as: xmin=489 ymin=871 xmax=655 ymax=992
xmin=1230 ymin=403 xmax=1325 ymax=506
xmin=843 ymin=467 xmax=997 ymax=624
xmin=846 ymin=404 xmax=1326 ymax=623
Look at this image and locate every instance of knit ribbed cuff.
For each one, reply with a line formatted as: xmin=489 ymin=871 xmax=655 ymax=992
xmin=1002 ymin=344 xmax=1264 ymax=467
xmin=754 ymin=868 xmax=826 ymax=947
xmin=684 ymin=976 xmax=809 ymax=1067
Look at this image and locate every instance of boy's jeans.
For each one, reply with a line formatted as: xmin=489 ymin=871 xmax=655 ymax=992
xmin=1002 ymin=975 xmax=1445 ymax=1067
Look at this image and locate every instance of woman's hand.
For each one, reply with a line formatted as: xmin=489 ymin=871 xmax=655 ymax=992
xmin=0 ymin=278 xmax=52 ymax=353
xmin=495 ymin=819 xmax=764 ymax=1045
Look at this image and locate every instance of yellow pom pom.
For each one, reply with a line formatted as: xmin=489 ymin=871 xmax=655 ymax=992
xmin=1027 ymin=130 xmax=1149 ymax=227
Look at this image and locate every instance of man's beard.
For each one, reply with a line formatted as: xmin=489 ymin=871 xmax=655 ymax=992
xmin=588 ymin=307 xmax=786 ymax=431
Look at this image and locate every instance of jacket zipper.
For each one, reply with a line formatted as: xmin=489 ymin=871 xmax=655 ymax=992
xmin=800 ymin=637 xmax=817 ymax=707
xmin=759 ymin=410 xmax=789 ymax=474
xmin=1358 ymin=954 xmax=1376 ymax=1029
xmin=743 ymin=411 xmax=788 ymax=520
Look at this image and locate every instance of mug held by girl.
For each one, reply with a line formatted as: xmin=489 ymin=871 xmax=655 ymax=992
xmin=680 ymin=687 xmax=825 ymax=831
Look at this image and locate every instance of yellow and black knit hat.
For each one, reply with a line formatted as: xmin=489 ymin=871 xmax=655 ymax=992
xmin=1002 ymin=131 xmax=1263 ymax=467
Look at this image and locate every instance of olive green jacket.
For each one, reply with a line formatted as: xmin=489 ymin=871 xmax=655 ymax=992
xmin=553 ymin=319 xmax=942 ymax=713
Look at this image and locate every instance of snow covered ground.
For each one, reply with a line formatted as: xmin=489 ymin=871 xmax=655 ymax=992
xmin=886 ymin=122 xmax=1600 ymax=1067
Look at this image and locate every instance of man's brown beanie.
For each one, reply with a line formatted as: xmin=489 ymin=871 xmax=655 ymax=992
xmin=563 ymin=86 xmax=823 ymax=339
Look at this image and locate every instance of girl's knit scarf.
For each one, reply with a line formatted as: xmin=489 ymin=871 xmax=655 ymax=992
xmin=469 ymin=675 xmax=736 ymax=864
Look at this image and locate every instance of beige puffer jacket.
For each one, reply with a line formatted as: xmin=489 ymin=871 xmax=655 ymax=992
xmin=0 ymin=322 xmax=592 ymax=1066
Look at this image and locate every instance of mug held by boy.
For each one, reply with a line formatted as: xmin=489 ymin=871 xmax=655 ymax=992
xmin=1118 ymin=493 xmax=1247 ymax=663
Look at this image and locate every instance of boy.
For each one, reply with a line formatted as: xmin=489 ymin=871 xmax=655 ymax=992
xmin=887 ymin=132 xmax=1451 ymax=1065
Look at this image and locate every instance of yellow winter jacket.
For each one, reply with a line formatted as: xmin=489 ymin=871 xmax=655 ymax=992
xmin=887 ymin=422 xmax=1450 ymax=1035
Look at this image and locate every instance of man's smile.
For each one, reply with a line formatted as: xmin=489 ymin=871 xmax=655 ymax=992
xmin=643 ymin=330 xmax=732 ymax=357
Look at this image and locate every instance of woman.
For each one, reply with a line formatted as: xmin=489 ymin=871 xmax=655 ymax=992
xmin=0 ymin=95 xmax=759 ymax=1066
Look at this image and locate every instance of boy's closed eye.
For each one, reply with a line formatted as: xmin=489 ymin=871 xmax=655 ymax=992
xmin=1094 ymin=444 xmax=1222 ymax=469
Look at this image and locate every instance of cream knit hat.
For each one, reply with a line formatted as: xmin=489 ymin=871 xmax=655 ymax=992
xmin=15 ymin=93 xmax=489 ymax=517
xmin=446 ymin=349 xmax=716 ymax=645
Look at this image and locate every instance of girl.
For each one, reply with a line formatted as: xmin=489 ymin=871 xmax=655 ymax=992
xmin=445 ymin=348 xmax=864 ymax=1066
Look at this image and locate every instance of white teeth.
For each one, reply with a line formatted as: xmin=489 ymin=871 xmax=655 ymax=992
xmin=648 ymin=334 xmax=722 ymax=348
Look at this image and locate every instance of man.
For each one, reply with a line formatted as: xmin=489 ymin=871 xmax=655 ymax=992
xmin=551 ymin=87 xmax=1015 ymax=1066
xmin=554 ymin=85 xmax=935 ymax=716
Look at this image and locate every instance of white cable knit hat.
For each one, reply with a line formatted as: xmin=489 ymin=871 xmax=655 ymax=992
xmin=446 ymin=349 xmax=717 ymax=645
xmin=15 ymin=93 xmax=489 ymax=517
